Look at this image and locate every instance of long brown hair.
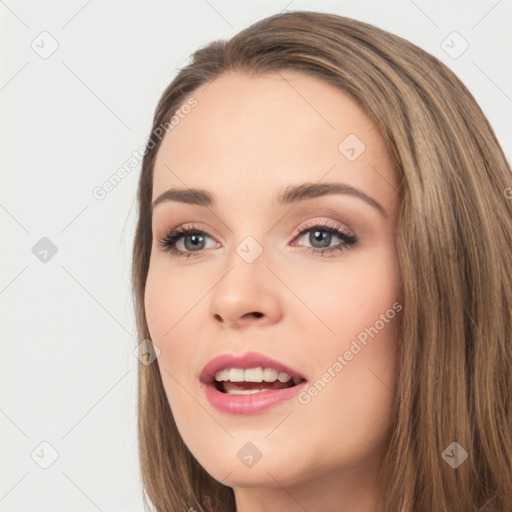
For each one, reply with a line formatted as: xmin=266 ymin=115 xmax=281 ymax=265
xmin=131 ymin=11 xmax=512 ymax=511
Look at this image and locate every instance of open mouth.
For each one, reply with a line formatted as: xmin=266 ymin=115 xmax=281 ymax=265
xmin=212 ymin=368 xmax=307 ymax=395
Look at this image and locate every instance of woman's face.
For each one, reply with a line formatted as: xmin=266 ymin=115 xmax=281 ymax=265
xmin=145 ymin=70 xmax=402 ymax=507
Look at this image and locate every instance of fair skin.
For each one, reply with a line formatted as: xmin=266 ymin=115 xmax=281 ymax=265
xmin=145 ymin=70 xmax=402 ymax=512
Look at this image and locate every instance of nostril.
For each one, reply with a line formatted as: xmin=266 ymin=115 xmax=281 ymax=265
xmin=251 ymin=312 xmax=263 ymax=318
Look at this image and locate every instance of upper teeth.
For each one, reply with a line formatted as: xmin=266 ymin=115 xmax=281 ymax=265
xmin=215 ymin=367 xmax=301 ymax=384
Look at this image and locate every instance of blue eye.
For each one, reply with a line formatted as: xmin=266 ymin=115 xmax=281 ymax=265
xmin=158 ymin=225 xmax=215 ymax=259
xmin=158 ymin=222 xmax=357 ymax=259
xmin=292 ymin=222 xmax=357 ymax=256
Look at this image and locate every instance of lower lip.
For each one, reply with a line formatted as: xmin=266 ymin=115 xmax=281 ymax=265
xmin=203 ymin=381 xmax=307 ymax=415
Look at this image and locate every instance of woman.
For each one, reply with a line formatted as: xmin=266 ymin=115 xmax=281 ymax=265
xmin=132 ymin=11 xmax=512 ymax=512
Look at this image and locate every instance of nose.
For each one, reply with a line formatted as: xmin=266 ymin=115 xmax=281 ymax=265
xmin=208 ymin=256 xmax=283 ymax=329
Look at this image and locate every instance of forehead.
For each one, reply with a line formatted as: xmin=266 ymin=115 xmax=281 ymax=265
xmin=152 ymin=70 xmax=397 ymax=211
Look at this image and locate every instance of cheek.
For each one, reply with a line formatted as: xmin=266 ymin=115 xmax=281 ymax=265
xmin=144 ymin=265 xmax=198 ymax=420
xmin=144 ymin=260 xmax=195 ymax=377
xmin=145 ymin=270 xmax=171 ymax=344
xmin=144 ymin=255 xmax=204 ymax=340
xmin=293 ymin=247 xmax=401 ymax=433
xmin=141 ymin=244 xmax=402 ymax=483
xmin=290 ymin=245 xmax=401 ymax=342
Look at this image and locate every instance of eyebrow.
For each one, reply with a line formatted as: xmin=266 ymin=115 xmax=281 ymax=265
xmin=151 ymin=182 xmax=386 ymax=217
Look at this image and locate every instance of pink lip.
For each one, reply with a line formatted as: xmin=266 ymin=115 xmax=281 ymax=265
xmin=199 ymin=351 xmax=306 ymax=384
xmin=199 ymin=351 xmax=307 ymax=415
xmin=203 ymin=380 xmax=308 ymax=415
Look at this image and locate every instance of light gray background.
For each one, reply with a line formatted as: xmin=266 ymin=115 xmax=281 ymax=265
xmin=1 ymin=0 xmax=511 ymax=510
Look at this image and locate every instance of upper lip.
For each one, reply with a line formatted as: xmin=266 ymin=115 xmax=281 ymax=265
xmin=200 ymin=351 xmax=307 ymax=384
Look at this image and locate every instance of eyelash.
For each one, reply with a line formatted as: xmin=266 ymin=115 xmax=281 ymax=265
xmin=158 ymin=221 xmax=357 ymax=259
